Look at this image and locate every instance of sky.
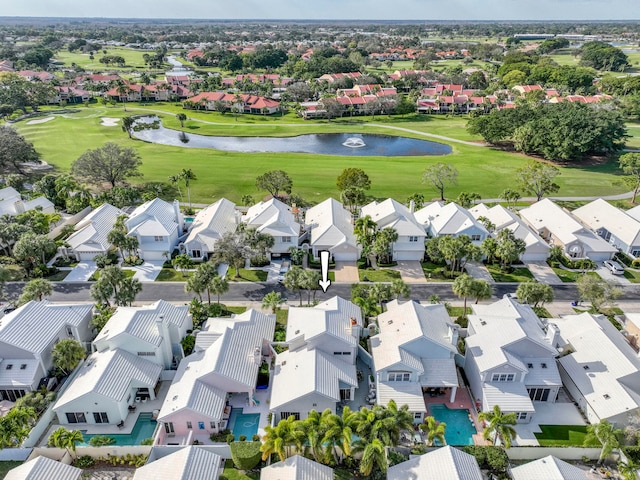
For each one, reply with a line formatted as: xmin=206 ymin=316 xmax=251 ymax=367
xmin=2 ymin=0 xmax=640 ymax=21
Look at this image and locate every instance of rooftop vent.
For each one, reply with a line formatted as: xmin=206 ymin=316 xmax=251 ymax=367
xmin=541 ymin=363 xmax=547 ymax=369
xmin=583 ymin=365 xmax=590 ymax=370
xmin=5 ymin=364 xmax=12 ymax=370
xmin=20 ymin=364 xmax=26 ymax=370
xmin=604 ymin=394 xmax=611 ymax=399
xmin=527 ymin=363 xmax=533 ymax=369
xmin=281 ymin=361 xmax=287 ymax=366
xmin=173 ymin=395 xmax=178 ymax=401
xmin=388 ymin=320 xmax=393 ymax=325
xmin=295 ymin=330 xmax=300 ymax=335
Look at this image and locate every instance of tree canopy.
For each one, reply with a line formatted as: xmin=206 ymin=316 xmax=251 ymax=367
xmin=0 ymin=126 xmax=39 ymax=175
xmin=516 ymin=161 xmax=560 ymax=201
xmin=422 ymin=163 xmax=458 ymax=201
xmin=255 ymin=170 xmax=293 ymax=200
xmin=71 ymin=142 xmax=143 ymax=188
xmin=579 ymin=41 xmax=629 ymax=72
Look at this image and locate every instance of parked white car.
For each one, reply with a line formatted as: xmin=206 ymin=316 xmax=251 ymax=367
xmin=603 ymin=260 xmax=625 ymax=275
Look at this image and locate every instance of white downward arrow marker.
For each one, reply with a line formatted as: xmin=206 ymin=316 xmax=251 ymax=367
xmin=318 ymin=250 xmax=331 ymax=293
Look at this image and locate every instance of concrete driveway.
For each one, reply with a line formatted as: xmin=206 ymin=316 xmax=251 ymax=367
xmin=63 ymin=261 xmax=98 ymax=282
xmin=334 ymin=261 xmax=359 ymax=283
xmin=597 ymin=265 xmax=631 ymax=285
xmin=465 ymin=262 xmax=494 ymax=284
xmin=394 ymin=261 xmax=427 ymax=284
xmin=130 ymin=261 xmax=164 ymax=282
xmin=526 ymin=262 xmax=563 ymax=285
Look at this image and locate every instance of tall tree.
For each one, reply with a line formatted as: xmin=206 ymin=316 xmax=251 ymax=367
xmin=262 ymin=291 xmax=285 ymax=314
xmin=422 ymin=163 xmax=458 ymax=201
xmin=172 ymin=253 xmax=194 ymax=277
xmin=390 ymin=278 xmax=410 ymax=300
xmin=210 ymin=275 xmax=229 ymax=305
xmin=495 ymin=229 xmax=527 ymax=269
xmin=0 ymin=127 xmax=39 ymax=176
xmin=48 ymin=427 xmax=84 ymax=458
xmin=121 ymin=116 xmax=135 ymax=139
xmin=180 ymin=168 xmax=197 ymax=210
xmin=500 ymin=189 xmax=521 ymax=208
xmin=256 ymin=170 xmax=293 ymax=200
xmin=283 ymin=266 xmax=306 ymax=306
xmin=336 ymin=168 xmax=371 ymax=192
xmin=420 ymin=416 xmax=447 ymax=446
xmin=71 ymin=142 xmax=143 ymax=188
xmin=471 ymin=279 xmax=493 ymax=304
xmin=479 ymin=405 xmax=517 ymax=448
xmin=18 ymin=278 xmax=53 ymax=304
xmin=322 ymin=407 xmax=356 ymax=465
xmin=260 ymin=415 xmax=301 ymax=462
xmin=114 ymin=277 xmax=142 ymax=306
xmin=52 ymin=339 xmax=86 ymax=375
xmin=584 ymin=419 xmax=622 ymax=463
xmin=452 ymin=273 xmax=475 ymax=315
xmin=577 ymin=275 xmax=622 ymax=313
xmin=619 ymin=153 xmax=640 ymax=203
xmin=176 ymin=113 xmax=187 ymax=128
xmin=515 ymin=281 xmax=554 ymax=307
xmin=354 ymin=215 xmax=378 ymax=266
xmin=516 ymin=161 xmax=560 ymax=201
xmin=213 ymin=230 xmax=254 ymax=278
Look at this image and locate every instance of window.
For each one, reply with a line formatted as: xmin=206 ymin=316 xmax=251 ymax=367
xmin=191 ymin=250 xmax=201 ymax=258
xmin=388 ymin=372 xmax=411 ymax=382
xmin=528 ymin=388 xmax=550 ymax=402
xmin=66 ymin=327 xmax=73 ymax=337
xmin=516 ymin=412 xmax=528 ymax=420
xmin=137 ymin=352 xmax=156 ymax=357
xmin=340 ymin=389 xmax=351 ymax=401
xmin=198 ymin=422 xmax=205 ymax=430
xmin=409 ymin=236 xmax=419 ymax=242
xmin=0 ymin=390 xmax=26 ymax=402
xmin=471 ymin=234 xmax=482 ymax=242
xmin=210 ymin=422 xmax=216 ymax=429
xmin=127 ymin=394 xmax=131 ymax=404
xmin=281 ymin=412 xmax=300 ymax=421
xmin=154 ymin=236 xmax=164 ymax=242
xmin=414 ymin=412 xmax=422 ymax=419
xmin=632 ymin=249 xmax=640 ymax=258
xmin=164 ymin=422 xmax=175 ymax=434
xmin=491 ymin=373 xmax=515 ymax=382
xmin=93 ymin=412 xmax=109 ymax=424
xmin=333 ymin=352 xmax=343 ymax=356
xmin=5 ymin=365 xmax=12 ymax=370
xmin=186 ymin=421 xmax=192 ymax=429
xmin=282 ymin=236 xmax=291 ymax=243
xmin=66 ymin=412 xmax=86 ymax=424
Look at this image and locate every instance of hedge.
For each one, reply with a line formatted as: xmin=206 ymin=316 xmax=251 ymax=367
xmin=230 ymin=440 xmax=262 ymax=470
xmin=462 ymin=445 xmax=509 ymax=477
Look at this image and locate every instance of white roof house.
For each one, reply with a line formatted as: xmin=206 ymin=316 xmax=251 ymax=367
xmin=243 ymin=198 xmax=300 ymax=255
xmin=0 ymin=187 xmax=55 ymax=217
xmin=133 ymin=446 xmax=222 ymax=480
xmin=370 ymin=300 xmax=458 ymax=418
xmin=93 ymin=300 xmax=192 ymax=369
xmin=261 ymin=455 xmax=334 ymax=480
xmin=555 ymin=312 xmax=640 ymax=425
xmin=304 ymin=197 xmax=359 ymax=261
xmin=4 ymin=456 xmax=82 ymax=480
xmin=415 ymin=201 xmax=488 ymax=243
xmin=573 ymin=198 xmax=640 ymax=258
xmin=387 ymin=446 xmax=483 ymax=480
xmin=126 ymin=198 xmax=183 ymax=261
xmin=464 ymin=297 xmax=561 ymax=423
xmin=519 ymin=199 xmax=616 ymax=261
xmin=511 ymin=455 xmax=587 ymax=480
xmin=0 ymin=301 xmax=93 ymax=395
xmin=361 ymin=198 xmax=426 ymax=261
xmin=469 ymin=203 xmax=550 ymax=261
xmin=65 ymin=203 xmax=126 ymax=261
xmin=182 ymin=198 xmax=238 ymax=260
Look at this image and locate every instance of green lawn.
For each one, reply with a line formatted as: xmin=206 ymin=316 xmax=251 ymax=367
xmin=533 ymin=307 xmax=552 ymax=318
xmin=0 ymin=461 xmax=22 ymax=479
xmin=90 ymin=269 xmax=136 ymax=281
xmin=11 ymin=106 xmax=627 ymax=205
xmin=225 ymin=306 xmax=247 ymax=314
xmin=485 ymin=265 xmax=535 ymax=283
xmin=623 ymin=269 xmax=640 ymax=283
xmin=359 ymin=269 xmax=401 ymax=282
xmin=53 ymin=46 xmax=167 ymax=71
xmin=45 ymin=270 xmax=71 ymax=281
xmin=276 ymin=309 xmax=288 ymax=325
xmin=446 ymin=306 xmax=472 ymax=317
xmin=421 ymin=261 xmax=456 ymax=281
xmin=229 ymin=269 xmax=268 ymax=282
xmin=1 ymin=265 xmax=24 ymax=281
xmin=551 ymin=268 xmax=600 ymax=283
xmin=155 ymin=268 xmax=193 ymax=281
xmin=221 ymin=460 xmax=260 ymax=480
xmin=534 ymin=425 xmax=597 ymax=447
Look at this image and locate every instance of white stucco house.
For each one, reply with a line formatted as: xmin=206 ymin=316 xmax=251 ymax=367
xmin=519 ymin=199 xmax=616 ymax=261
xmin=469 ymin=203 xmax=550 ymax=262
xmin=370 ymin=300 xmax=459 ymax=424
xmin=126 ymin=198 xmax=184 ymax=261
xmin=133 ymin=446 xmax=222 ymax=479
xmin=415 ymin=201 xmax=489 ymax=244
xmin=4 ymin=456 xmax=82 ymax=480
xmin=64 ymin=203 xmax=126 ymax=261
xmin=361 ymin=198 xmax=426 ymax=261
xmin=0 ymin=301 xmax=93 ymax=401
xmin=0 ymin=186 xmax=55 ymax=217
xmin=261 ymin=455 xmax=334 ymax=480
xmin=242 ymin=198 xmax=300 ymax=257
xmin=555 ymin=312 xmax=640 ymax=426
xmin=387 ymin=446 xmax=483 ymax=480
xmin=93 ymin=300 xmax=192 ymax=369
xmin=304 ymin=198 xmax=360 ymax=262
xmin=573 ymin=198 xmax=640 ymax=258
xmin=156 ymin=309 xmax=275 ymax=444
xmin=464 ymin=297 xmax=562 ymax=424
xmin=182 ymin=198 xmax=239 ymax=261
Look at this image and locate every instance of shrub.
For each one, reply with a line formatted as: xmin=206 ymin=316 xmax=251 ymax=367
xmin=209 ymin=428 xmax=231 ymax=442
xmin=387 ymin=450 xmax=408 ymax=466
xmin=226 ymin=434 xmax=235 ymax=444
xmin=252 ymin=434 xmax=260 ymax=442
xmin=616 ymin=252 xmax=633 ymax=267
xmin=250 ymin=255 xmax=270 ymax=267
xmin=181 ymin=335 xmax=195 ymax=355
xmin=462 ymin=445 xmax=488 ymax=466
xmin=230 ymin=441 xmax=263 ymax=470
xmin=455 ymin=315 xmax=468 ymax=328
xmin=623 ymin=446 xmax=640 ymax=463
xmin=239 ymin=435 xmax=247 ymax=442
xmin=73 ymin=455 xmax=95 ymax=468
xmin=140 ymin=437 xmax=154 ymax=446
xmin=88 ymin=435 xmax=116 ymax=446
xmin=633 ymin=259 xmax=640 ymax=269
xmin=208 ymin=303 xmax=225 ymax=317
xmin=486 ymin=447 xmax=509 ymax=473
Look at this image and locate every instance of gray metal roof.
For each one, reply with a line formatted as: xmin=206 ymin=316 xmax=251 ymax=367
xmin=511 ymin=455 xmax=587 ymax=480
xmin=388 ymin=446 xmax=483 ymax=480
xmin=183 ymin=198 xmax=237 ymax=252
xmin=66 ymin=203 xmax=125 ymax=252
xmin=261 ymin=455 xmax=334 ymax=480
xmin=5 ymin=456 xmax=81 ymax=480
xmin=133 ymin=446 xmax=222 ymax=480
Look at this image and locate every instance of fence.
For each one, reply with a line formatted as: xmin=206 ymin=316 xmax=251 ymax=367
xmin=48 ymin=206 xmax=93 ymax=240
xmin=29 ymin=445 xmax=152 ymax=460
xmin=506 ymin=446 xmax=605 ymax=461
xmin=0 ymin=448 xmax=32 ymax=461
xmin=147 ymin=444 xmax=231 ymax=462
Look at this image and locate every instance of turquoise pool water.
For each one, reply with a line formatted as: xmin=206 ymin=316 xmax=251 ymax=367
xmin=430 ymin=404 xmax=477 ymax=445
xmin=81 ymin=412 xmax=157 ymax=446
xmin=229 ymin=408 xmax=261 ymax=440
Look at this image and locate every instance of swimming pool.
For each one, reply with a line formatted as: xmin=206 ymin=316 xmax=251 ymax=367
xmin=229 ymin=408 xmax=261 ymax=440
xmin=430 ymin=404 xmax=477 ymax=445
xmin=80 ymin=412 xmax=157 ymax=446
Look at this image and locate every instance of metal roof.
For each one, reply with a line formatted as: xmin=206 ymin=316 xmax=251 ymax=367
xmin=133 ymin=446 xmax=222 ymax=480
xmin=5 ymin=456 xmax=81 ymax=480
xmin=511 ymin=455 xmax=587 ymax=480
xmin=416 ymin=201 xmax=488 ymax=237
xmin=126 ymin=198 xmax=179 ymax=237
xmin=482 ymin=382 xmax=535 ymax=412
xmin=574 ymin=199 xmax=640 ymax=249
xmin=261 ymin=455 xmax=334 ymax=480
xmin=305 ymin=198 xmax=358 ymax=251
xmin=66 ymin=203 xmax=125 ymax=252
xmin=388 ymin=446 xmax=483 ymax=480
xmin=183 ymin=198 xmax=237 ymax=252
xmin=376 ymin=381 xmax=426 ymax=411
xmin=361 ymin=198 xmax=425 ymax=237
xmin=243 ymin=198 xmax=300 ymax=237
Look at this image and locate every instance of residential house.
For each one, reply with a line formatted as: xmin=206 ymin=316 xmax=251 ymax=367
xmin=64 ymin=203 xmax=126 ymax=261
xmin=182 ymin=198 xmax=238 ymax=261
xmin=269 ymin=297 xmax=362 ymax=421
xmin=4 ymin=456 xmax=82 ymax=480
xmin=93 ymin=300 xmax=192 ymax=369
xmin=387 ymin=446 xmax=483 ymax=480
xmin=572 ymin=198 xmax=640 ymax=258
xmin=243 ymin=198 xmax=300 ymax=258
xmin=469 ymin=203 xmax=550 ymax=261
xmin=0 ymin=60 xmax=14 ymax=73
xmin=360 ymin=199 xmax=426 ymax=261
xmin=186 ymin=92 xmax=280 ymax=114
xmin=415 ymin=201 xmax=489 ymax=244
xmin=0 ymin=187 xmax=55 ymax=217
xmin=370 ymin=300 xmax=459 ymax=424
xmin=133 ymin=446 xmax=222 ymax=479
xmin=317 ymin=72 xmax=362 ymax=83
xmin=555 ymin=312 xmax=640 ymax=425
xmin=17 ymin=70 xmax=54 ymax=82
xmin=511 ymin=455 xmax=587 ymax=480
xmin=519 ymin=199 xmax=617 ymax=261
xmin=464 ymin=297 xmax=562 ymax=424
xmin=304 ymin=198 xmax=359 ymax=262
xmin=156 ymin=309 xmax=275 ymax=444
xmin=261 ymin=455 xmax=334 ymax=480
xmin=126 ymin=198 xmax=184 ymax=261
xmin=53 ymin=348 xmax=162 ymax=426
xmin=0 ymin=301 xmax=93 ymax=401
xmin=50 ymin=86 xmax=91 ymax=104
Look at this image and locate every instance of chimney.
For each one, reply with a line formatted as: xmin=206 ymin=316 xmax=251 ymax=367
xmin=252 ymin=346 xmax=262 ymax=365
xmin=350 ymin=317 xmax=361 ymax=338
xmin=173 ymin=199 xmax=184 ymax=233
xmin=234 ymin=209 xmax=242 ymax=225
xmin=14 ymin=200 xmax=25 ymax=214
xmin=545 ymin=323 xmax=560 ymax=349
xmin=156 ymin=314 xmax=174 ymax=369
xmin=409 ymin=199 xmax=415 ymax=214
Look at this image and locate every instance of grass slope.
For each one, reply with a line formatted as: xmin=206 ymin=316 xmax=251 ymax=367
xmin=12 ymin=106 xmax=626 ymax=204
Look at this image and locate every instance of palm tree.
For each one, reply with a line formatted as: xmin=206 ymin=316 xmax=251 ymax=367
xmin=420 ymin=416 xmax=447 ymax=446
xmin=353 ymin=292 xmax=378 ymax=320
xmin=172 ymin=254 xmax=194 ymax=277
xmin=283 ymin=266 xmax=306 ymax=306
xmin=115 ymin=82 xmax=130 ymax=110
xmin=115 ymin=277 xmax=142 ymax=306
xmin=302 ymin=269 xmax=321 ymax=305
xmin=369 ymin=283 xmax=391 ymax=313
xmin=48 ymin=427 xmax=84 ymax=458
xmin=180 ymin=168 xmax=197 ymax=210
xmin=354 ymin=215 xmax=378 ymax=267
xmin=185 ymin=272 xmax=205 ymax=302
xmin=390 ymin=278 xmax=409 ymax=300
xmin=478 ymin=405 xmax=517 ymax=448
xmin=262 ymin=291 xmax=285 ymax=314
xmin=301 ymin=409 xmax=331 ymax=463
xmin=18 ymin=278 xmax=53 ymax=304
xmin=353 ymin=437 xmax=387 ymax=476
xmin=452 ymin=273 xmax=475 ymax=317
xmin=323 ymin=406 xmax=356 ymax=465
xmin=585 ymin=419 xmax=622 ymax=463
xmin=52 ymin=339 xmax=86 ymax=375
xmin=471 ymin=279 xmax=493 ymax=304
xmin=121 ymin=116 xmax=135 ymax=138
xmin=260 ymin=415 xmax=301 ymax=462
xmin=618 ymin=457 xmax=639 ymax=480
xmin=176 ymin=113 xmax=187 ymax=127
xmin=385 ymin=400 xmax=415 ymax=445
xmin=209 ymin=275 xmax=229 ymax=305
xmin=373 ymin=227 xmax=398 ymax=265
xmin=168 ymin=174 xmax=183 ymax=201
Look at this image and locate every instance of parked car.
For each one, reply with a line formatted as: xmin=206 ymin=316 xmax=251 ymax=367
xmin=603 ymin=260 xmax=625 ymax=275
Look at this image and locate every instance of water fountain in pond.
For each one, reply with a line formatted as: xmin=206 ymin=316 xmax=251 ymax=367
xmin=342 ymin=137 xmax=366 ymax=148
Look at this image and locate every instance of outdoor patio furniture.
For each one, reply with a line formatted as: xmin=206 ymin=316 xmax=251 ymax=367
xmin=117 ymin=420 xmax=124 ymax=429
xmin=128 ymin=404 xmax=136 ymax=412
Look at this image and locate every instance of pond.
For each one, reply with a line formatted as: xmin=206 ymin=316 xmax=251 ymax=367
xmin=131 ymin=117 xmax=452 ymax=156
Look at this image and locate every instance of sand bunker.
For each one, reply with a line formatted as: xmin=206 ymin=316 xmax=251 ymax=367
xmin=101 ymin=117 xmax=120 ymax=127
xmin=26 ymin=116 xmax=55 ymax=125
